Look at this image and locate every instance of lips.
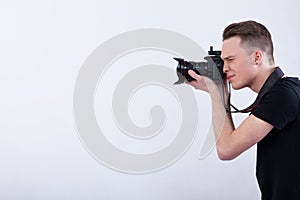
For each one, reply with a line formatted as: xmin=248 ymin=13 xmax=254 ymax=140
xmin=227 ymin=74 xmax=235 ymax=81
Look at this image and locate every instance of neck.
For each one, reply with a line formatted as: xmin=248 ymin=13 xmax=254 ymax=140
xmin=250 ymin=66 xmax=276 ymax=93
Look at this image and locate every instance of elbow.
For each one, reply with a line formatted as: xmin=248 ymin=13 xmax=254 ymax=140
xmin=217 ymin=152 xmax=235 ymax=161
xmin=216 ymin=144 xmax=237 ymax=161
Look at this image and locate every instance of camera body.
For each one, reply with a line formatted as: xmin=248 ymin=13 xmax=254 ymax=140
xmin=174 ymin=46 xmax=225 ymax=84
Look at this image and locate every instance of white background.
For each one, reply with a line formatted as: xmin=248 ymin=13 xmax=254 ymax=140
xmin=1 ymin=0 xmax=299 ymax=199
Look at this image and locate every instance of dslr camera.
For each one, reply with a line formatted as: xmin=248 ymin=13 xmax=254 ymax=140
xmin=174 ymin=46 xmax=225 ymax=84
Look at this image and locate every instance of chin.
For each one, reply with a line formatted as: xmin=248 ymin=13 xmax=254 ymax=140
xmin=231 ymin=82 xmax=244 ymax=90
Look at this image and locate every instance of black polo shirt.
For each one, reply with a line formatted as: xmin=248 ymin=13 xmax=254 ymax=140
xmin=251 ymin=76 xmax=300 ymax=200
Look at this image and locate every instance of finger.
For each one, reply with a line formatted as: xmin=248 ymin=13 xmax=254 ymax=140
xmin=188 ymin=70 xmax=198 ymax=79
xmin=188 ymin=70 xmax=204 ymax=82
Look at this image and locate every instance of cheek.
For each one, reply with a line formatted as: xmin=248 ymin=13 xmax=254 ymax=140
xmin=238 ymin=66 xmax=256 ymax=87
xmin=236 ymin=58 xmax=252 ymax=74
xmin=231 ymin=59 xmax=243 ymax=70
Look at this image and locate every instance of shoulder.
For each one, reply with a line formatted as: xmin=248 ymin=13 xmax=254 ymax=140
xmin=267 ymin=77 xmax=300 ymax=105
xmin=277 ymin=77 xmax=300 ymax=97
xmin=252 ymin=77 xmax=300 ymax=130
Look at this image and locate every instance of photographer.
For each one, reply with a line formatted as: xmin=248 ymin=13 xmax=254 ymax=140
xmin=187 ymin=20 xmax=300 ymax=199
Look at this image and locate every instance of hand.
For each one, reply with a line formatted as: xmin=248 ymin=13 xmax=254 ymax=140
xmin=187 ymin=70 xmax=231 ymax=108
xmin=186 ymin=70 xmax=217 ymax=93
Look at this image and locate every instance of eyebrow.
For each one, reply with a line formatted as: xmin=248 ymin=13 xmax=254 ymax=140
xmin=222 ymin=55 xmax=235 ymax=61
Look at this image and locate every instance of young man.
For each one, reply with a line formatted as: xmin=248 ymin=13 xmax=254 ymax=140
xmin=188 ymin=20 xmax=300 ymax=199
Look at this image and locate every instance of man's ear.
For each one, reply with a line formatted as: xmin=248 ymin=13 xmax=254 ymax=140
xmin=254 ymin=50 xmax=263 ymax=65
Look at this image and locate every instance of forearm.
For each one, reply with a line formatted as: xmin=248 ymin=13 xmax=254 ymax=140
xmin=208 ymin=84 xmax=235 ymax=159
xmin=186 ymin=71 xmax=240 ymax=159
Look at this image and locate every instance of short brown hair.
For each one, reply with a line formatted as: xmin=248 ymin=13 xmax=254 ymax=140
xmin=222 ymin=20 xmax=274 ymax=65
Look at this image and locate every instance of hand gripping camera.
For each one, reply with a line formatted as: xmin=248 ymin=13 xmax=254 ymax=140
xmin=174 ymin=46 xmax=225 ymax=84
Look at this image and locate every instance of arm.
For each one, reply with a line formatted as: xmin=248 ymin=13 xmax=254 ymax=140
xmin=187 ymin=70 xmax=273 ymax=160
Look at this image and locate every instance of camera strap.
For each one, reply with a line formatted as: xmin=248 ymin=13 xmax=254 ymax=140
xmin=228 ymin=67 xmax=284 ymax=113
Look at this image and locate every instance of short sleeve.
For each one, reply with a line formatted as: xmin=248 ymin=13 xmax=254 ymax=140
xmin=251 ymin=81 xmax=299 ymax=130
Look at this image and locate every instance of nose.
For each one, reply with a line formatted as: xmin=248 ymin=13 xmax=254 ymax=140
xmin=223 ymin=62 xmax=229 ymax=73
